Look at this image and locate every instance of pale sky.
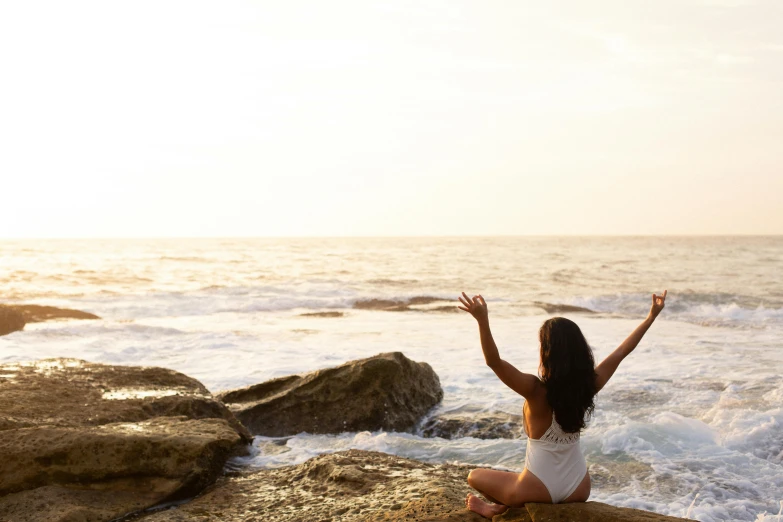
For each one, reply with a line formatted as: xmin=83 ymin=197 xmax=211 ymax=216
xmin=1 ymin=0 xmax=781 ymax=237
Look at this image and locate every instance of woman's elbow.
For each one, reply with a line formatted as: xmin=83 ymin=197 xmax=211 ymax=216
xmin=486 ymin=358 xmax=502 ymax=369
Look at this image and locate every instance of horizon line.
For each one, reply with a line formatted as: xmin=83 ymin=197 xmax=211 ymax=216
xmin=2 ymin=233 xmax=782 ymax=240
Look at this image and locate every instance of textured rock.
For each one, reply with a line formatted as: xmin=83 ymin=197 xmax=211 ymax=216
xmin=137 ymin=450 xmax=689 ymax=522
xmin=0 ymin=304 xmax=100 ymax=337
xmin=492 ymin=509 xmax=533 ymax=522
xmin=533 ymin=302 xmax=596 ymax=314
xmin=0 ymin=359 xmax=251 ymax=522
xmin=353 ymin=296 xmax=452 ymax=312
xmin=420 ymin=411 xmax=523 ymax=440
xmin=139 ymin=449 xmax=484 ymax=522
xmin=0 ymin=418 xmax=242 ymax=521
xmin=299 ymin=311 xmax=344 ymax=318
xmin=520 ymin=502 xmax=690 ymax=521
xmin=0 ymin=358 xmax=250 ymax=437
xmin=0 ymin=305 xmax=26 ymax=336
xmin=218 ymin=352 xmax=443 ymax=436
xmin=11 ymin=304 xmax=100 ymax=323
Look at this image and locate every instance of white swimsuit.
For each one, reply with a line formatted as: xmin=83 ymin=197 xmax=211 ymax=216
xmin=523 ymin=411 xmax=587 ymax=503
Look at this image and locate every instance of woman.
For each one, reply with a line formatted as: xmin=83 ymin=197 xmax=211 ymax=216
xmin=457 ymin=290 xmax=667 ymax=518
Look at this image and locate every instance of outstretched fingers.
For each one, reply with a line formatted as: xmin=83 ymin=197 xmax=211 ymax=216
xmin=458 ymin=292 xmax=474 ymax=313
xmin=459 ymin=292 xmax=488 ymax=314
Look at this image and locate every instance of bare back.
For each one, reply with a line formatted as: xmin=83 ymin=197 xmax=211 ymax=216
xmin=521 ymin=379 xmax=554 ymax=440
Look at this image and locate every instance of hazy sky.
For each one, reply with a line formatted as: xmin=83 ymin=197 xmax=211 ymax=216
xmin=1 ymin=1 xmax=781 ymax=237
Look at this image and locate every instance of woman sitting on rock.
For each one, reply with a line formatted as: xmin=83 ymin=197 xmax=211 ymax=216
xmin=457 ymin=290 xmax=667 ymax=518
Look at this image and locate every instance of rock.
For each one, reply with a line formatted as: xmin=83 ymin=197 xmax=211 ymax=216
xmin=493 ymin=509 xmax=533 ymax=522
xmin=353 ymin=298 xmax=412 ymax=311
xmin=0 ymin=358 xmax=250 ymax=437
xmin=514 ymin=502 xmax=690 ymax=521
xmin=533 ymin=302 xmax=596 ymax=314
xmin=0 ymin=418 xmax=241 ymax=521
xmin=0 ymin=304 xmax=100 ymax=336
xmin=353 ymin=296 xmax=451 ymax=312
xmin=218 ymin=352 xmax=443 ymax=436
xmin=0 ymin=359 xmax=251 ymax=522
xmin=419 ymin=411 xmax=523 ymax=440
xmin=10 ymin=304 xmax=100 ymax=323
xmin=0 ymin=305 xmax=26 ymax=336
xmin=138 ymin=449 xmax=484 ymax=522
xmin=136 ymin=450 xmax=690 ymax=522
xmin=299 ymin=311 xmax=345 ymax=318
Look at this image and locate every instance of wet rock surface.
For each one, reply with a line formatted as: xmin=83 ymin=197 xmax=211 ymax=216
xmin=137 ymin=450 xmax=689 ymax=522
xmin=0 ymin=359 xmax=251 ymax=522
xmin=299 ymin=311 xmax=345 ymax=318
xmin=138 ymin=449 xmax=484 ymax=522
xmin=0 ymin=305 xmax=25 ymax=336
xmin=532 ymin=302 xmax=596 ymax=315
xmin=499 ymin=502 xmax=690 ymax=521
xmin=0 ymin=358 xmax=250 ymax=436
xmin=11 ymin=304 xmax=101 ymax=323
xmin=353 ymin=296 xmax=453 ymax=312
xmin=419 ymin=411 xmax=524 ymax=440
xmin=217 ymin=352 xmax=443 ymax=436
xmin=0 ymin=304 xmax=100 ymax=336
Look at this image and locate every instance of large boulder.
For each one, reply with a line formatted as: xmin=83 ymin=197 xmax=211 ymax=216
xmin=0 ymin=305 xmax=26 ymax=336
xmin=137 ymin=450 xmax=690 ymax=522
xmin=217 ymin=352 xmax=443 ymax=436
xmin=0 ymin=359 xmax=251 ymax=522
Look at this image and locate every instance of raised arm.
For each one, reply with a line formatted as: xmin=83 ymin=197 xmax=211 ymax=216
xmin=595 ymin=290 xmax=667 ymax=392
xmin=458 ymin=292 xmax=540 ymax=399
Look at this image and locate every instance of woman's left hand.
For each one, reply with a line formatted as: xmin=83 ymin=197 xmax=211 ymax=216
xmin=648 ymin=289 xmax=667 ymax=320
xmin=458 ymin=292 xmax=488 ymax=322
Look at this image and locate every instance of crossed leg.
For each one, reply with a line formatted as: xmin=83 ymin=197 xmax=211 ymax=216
xmin=465 ymin=468 xmax=552 ymax=519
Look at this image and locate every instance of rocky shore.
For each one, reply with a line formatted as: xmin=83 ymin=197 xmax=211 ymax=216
xmin=136 ymin=449 xmax=690 ymax=522
xmin=0 ymin=359 xmax=250 ymax=521
xmin=0 ymin=353 xmax=691 ymax=521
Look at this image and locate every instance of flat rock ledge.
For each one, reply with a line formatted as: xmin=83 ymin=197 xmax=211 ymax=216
xmin=0 ymin=304 xmax=100 ymax=336
xmin=138 ymin=450 xmax=690 ymax=522
xmin=217 ymin=352 xmax=443 ymax=436
xmin=419 ymin=411 xmax=523 ymax=440
xmin=0 ymin=359 xmax=251 ymax=522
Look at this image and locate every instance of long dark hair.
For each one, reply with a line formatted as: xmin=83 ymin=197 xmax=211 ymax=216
xmin=539 ymin=317 xmax=597 ymax=433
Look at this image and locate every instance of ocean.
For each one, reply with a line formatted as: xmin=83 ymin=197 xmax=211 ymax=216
xmin=1 ymin=236 xmax=781 ymax=521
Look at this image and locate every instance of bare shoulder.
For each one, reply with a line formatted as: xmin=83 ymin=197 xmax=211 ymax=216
xmin=526 ymin=377 xmax=548 ymax=408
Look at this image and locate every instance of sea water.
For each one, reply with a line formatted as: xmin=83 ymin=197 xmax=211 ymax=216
xmin=1 ymin=237 xmax=781 ymax=522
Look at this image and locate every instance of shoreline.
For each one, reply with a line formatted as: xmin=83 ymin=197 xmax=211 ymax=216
xmin=0 ymin=354 xmax=697 ymax=521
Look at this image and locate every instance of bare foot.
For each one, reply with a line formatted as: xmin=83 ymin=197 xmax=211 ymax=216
xmin=465 ymin=493 xmax=509 ymax=519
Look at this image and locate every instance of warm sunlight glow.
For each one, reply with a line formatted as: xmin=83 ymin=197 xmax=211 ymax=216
xmin=1 ymin=1 xmax=781 ymax=237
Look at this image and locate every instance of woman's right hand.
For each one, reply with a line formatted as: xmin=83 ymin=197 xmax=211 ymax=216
xmin=458 ymin=292 xmax=488 ymax=322
xmin=648 ymin=290 xmax=667 ymax=320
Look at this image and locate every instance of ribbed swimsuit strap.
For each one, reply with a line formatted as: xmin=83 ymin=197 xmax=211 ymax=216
xmin=542 ymin=410 xmax=556 ymax=439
